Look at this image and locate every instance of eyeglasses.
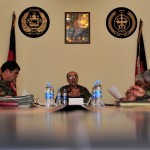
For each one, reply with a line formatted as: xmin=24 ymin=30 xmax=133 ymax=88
xmin=68 ymin=75 xmax=78 ymax=80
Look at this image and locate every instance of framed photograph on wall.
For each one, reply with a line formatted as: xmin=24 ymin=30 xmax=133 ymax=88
xmin=65 ymin=12 xmax=90 ymax=44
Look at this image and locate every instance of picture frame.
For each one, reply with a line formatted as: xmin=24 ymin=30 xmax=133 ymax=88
xmin=65 ymin=12 xmax=90 ymax=44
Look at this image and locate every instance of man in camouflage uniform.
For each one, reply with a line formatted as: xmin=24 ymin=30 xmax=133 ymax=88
xmin=60 ymin=71 xmax=91 ymax=103
xmin=120 ymin=69 xmax=150 ymax=102
xmin=0 ymin=61 xmax=20 ymax=96
xmin=130 ymin=69 xmax=150 ymax=101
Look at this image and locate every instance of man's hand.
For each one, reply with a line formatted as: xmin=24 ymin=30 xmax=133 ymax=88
xmin=125 ymin=89 xmax=137 ymax=101
xmin=130 ymin=85 xmax=145 ymax=97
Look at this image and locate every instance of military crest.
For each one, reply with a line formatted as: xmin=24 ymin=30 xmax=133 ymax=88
xmin=18 ymin=7 xmax=50 ymax=38
xmin=106 ymin=7 xmax=137 ymax=38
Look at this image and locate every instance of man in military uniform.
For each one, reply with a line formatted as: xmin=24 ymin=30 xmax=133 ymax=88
xmin=130 ymin=69 xmax=150 ymax=101
xmin=120 ymin=69 xmax=150 ymax=102
xmin=0 ymin=61 xmax=20 ymax=97
xmin=60 ymin=71 xmax=91 ymax=103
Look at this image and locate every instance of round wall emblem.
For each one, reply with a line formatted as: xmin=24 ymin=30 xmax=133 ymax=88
xmin=106 ymin=7 xmax=137 ymax=38
xmin=18 ymin=7 xmax=50 ymax=38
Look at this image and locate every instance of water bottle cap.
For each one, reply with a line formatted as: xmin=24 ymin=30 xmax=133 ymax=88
xmin=96 ymin=80 xmax=100 ymax=84
xmin=46 ymin=82 xmax=51 ymax=87
xmin=64 ymin=88 xmax=67 ymax=92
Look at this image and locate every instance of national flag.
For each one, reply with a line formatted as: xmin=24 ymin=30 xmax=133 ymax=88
xmin=7 ymin=12 xmax=16 ymax=61
xmin=135 ymin=19 xmax=147 ymax=77
xmin=7 ymin=12 xmax=17 ymax=96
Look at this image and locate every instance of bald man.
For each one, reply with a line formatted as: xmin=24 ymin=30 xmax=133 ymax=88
xmin=60 ymin=71 xmax=91 ymax=103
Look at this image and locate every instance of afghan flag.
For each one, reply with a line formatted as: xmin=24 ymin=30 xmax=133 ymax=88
xmin=7 ymin=12 xmax=16 ymax=62
xmin=7 ymin=12 xmax=17 ymax=96
xmin=135 ymin=19 xmax=147 ymax=77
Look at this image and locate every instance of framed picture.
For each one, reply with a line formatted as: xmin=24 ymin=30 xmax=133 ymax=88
xmin=65 ymin=12 xmax=90 ymax=44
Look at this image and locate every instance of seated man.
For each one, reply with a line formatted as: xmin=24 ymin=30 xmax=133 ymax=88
xmin=130 ymin=69 xmax=150 ymax=101
xmin=120 ymin=70 xmax=150 ymax=102
xmin=60 ymin=71 xmax=91 ymax=103
xmin=0 ymin=61 xmax=20 ymax=97
xmin=119 ymin=72 xmax=145 ymax=101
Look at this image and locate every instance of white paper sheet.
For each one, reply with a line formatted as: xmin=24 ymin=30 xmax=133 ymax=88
xmin=69 ymin=98 xmax=84 ymax=105
xmin=107 ymin=86 xmax=122 ymax=100
xmin=22 ymin=89 xmax=29 ymax=96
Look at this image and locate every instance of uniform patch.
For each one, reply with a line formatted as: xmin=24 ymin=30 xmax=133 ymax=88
xmin=106 ymin=7 xmax=137 ymax=38
xmin=18 ymin=7 xmax=50 ymax=38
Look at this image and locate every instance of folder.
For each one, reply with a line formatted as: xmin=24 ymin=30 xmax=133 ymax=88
xmin=0 ymin=100 xmax=18 ymax=107
xmin=116 ymin=101 xmax=150 ymax=107
xmin=0 ymin=95 xmax=34 ymax=106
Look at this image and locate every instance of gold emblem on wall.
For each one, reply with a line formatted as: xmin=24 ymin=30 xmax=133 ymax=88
xmin=18 ymin=7 xmax=50 ymax=38
xmin=106 ymin=7 xmax=137 ymax=38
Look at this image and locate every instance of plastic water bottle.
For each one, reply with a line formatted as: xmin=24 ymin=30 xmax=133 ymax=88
xmin=62 ymin=88 xmax=67 ymax=105
xmin=45 ymin=82 xmax=51 ymax=107
xmin=95 ymin=80 xmax=105 ymax=107
xmin=50 ymin=85 xmax=55 ymax=105
xmin=56 ymin=88 xmax=62 ymax=105
xmin=91 ymin=82 xmax=96 ymax=106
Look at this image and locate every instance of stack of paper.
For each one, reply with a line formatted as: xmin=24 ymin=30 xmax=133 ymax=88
xmin=0 ymin=95 xmax=34 ymax=106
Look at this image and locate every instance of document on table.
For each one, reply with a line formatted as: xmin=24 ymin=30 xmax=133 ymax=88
xmin=107 ymin=86 xmax=122 ymax=100
xmin=69 ymin=98 xmax=84 ymax=105
xmin=22 ymin=89 xmax=30 ymax=96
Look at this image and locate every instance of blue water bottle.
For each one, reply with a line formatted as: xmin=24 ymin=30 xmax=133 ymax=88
xmin=56 ymin=88 xmax=62 ymax=105
xmin=95 ymin=80 xmax=104 ymax=107
xmin=45 ymin=82 xmax=51 ymax=107
xmin=62 ymin=88 xmax=67 ymax=105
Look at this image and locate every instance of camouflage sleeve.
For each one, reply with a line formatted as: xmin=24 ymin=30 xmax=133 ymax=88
xmin=136 ymin=90 xmax=150 ymax=101
xmin=144 ymin=90 xmax=150 ymax=98
xmin=0 ymin=81 xmax=14 ymax=96
xmin=80 ymin=87 xmax=91 ymax=103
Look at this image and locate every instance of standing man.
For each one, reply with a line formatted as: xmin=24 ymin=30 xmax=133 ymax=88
xmin=0 ymin=61 xmax=20 ymax=97
xmin=60 ymin=71 xmax=91 ymax=103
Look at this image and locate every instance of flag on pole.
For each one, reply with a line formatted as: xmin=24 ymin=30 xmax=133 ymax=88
xmin=135 ymin=19 xmax=147 ymax=77
xmin=7 ymin=12 xmax=16 ymax=61
xmin=7 ymin=12 xmax=17 ymax=96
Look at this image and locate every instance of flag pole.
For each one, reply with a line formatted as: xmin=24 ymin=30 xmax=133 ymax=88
xmin=12 ymin=11 xmax=16 ymax=28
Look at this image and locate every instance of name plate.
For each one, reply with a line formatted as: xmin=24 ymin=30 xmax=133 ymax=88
xmin=68 ymin=98 xmax=83 ymax=105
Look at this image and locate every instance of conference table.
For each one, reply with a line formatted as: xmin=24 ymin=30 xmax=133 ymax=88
xmin=0 ymin=103 xmax=150 ymax=150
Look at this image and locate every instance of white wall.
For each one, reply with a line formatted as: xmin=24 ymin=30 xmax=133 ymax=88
xmin=0 ymin=0 xmax=150 ymax=103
